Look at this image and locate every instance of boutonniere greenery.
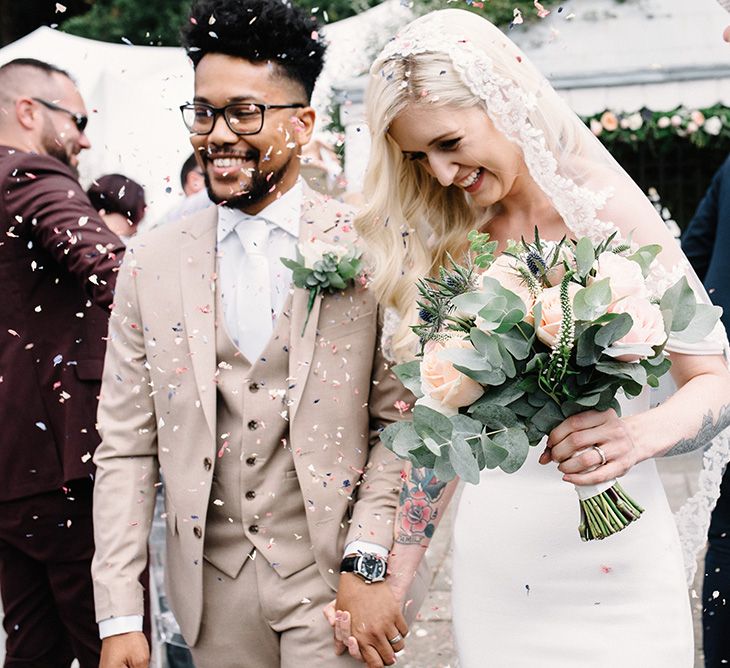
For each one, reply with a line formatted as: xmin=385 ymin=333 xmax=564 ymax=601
xmin=281 ymin=239 xmax=364 ymax=335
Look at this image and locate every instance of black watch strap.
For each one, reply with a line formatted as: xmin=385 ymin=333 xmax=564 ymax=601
xmin=340 ymin=555 xmax=360 ymax=574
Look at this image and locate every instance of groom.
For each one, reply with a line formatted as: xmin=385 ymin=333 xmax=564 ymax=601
xmin=91 ymin=1 xmax=417 ymax=666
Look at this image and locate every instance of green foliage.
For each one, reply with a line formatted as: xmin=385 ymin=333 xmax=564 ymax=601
xmin=59 ymin=0 xmax=385 ymax=45
xmin=414 ymin=0 xmax=564 ymax=27
xmin=60 ymin=0 xmax=189 ymax=46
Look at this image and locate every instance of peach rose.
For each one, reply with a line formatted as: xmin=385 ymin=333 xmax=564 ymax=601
xmin=605 ymin=296 xmax=667 ymax=362
xmin=419 ymin=337 xmax=485 ymax=411
xmin=600 ymin=111 xmax=619 ymax=132
xmin=590 ymin=119 xmax=603 ymax=136
xmin=593 ymin=252 xmax=648 ymax=301
xmin=535 ymin=283 xmax=580 ymax=348
xmin=481 ymin=254 xmax=537 ymax=315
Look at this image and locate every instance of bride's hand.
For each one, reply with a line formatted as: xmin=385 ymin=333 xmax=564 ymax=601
xmin=540 ymin=409 xmax=641 ymax=485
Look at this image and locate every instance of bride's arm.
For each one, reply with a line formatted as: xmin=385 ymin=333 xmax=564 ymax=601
xmin=386 ymin=464 xmax=460 ymax=603
xmin=546 ymin=352 xmax=730 ymax=485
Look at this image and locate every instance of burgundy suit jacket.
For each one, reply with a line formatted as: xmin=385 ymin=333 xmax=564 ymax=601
xmin=0 ymin=146 xmax=125 ymax=501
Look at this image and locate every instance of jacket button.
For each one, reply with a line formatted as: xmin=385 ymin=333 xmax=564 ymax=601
xmin=245 ymin=456 xmax=256 ymax=466
xmin=249 ymin=382 xmax=260 ymax=393
xmin=249 ymin=524 xmax=259 ymax=534
xmin=245 ymin=490 xmax=256 ymax=500
xmin=203 ymin=457 xmax=212 ymax=471
xmin=193 ymin=525 xmax=202 ymax=539
xmin=247 ymin=420 xmax=258 ymax=431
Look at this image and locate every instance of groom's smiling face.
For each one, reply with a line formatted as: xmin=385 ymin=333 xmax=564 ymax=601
xmin=189 ymin=53 xmax=315 ymax=214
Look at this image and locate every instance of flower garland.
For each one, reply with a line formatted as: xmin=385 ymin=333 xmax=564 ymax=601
xmin=583 ymin=104 xmax=730 ymax=148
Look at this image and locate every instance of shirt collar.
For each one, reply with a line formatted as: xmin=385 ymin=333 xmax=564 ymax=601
xmin=217 ymin=180 xmax=302 ymax=243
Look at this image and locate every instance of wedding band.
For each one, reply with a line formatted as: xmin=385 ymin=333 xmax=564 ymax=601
xmin=388 ymin=633 xmax=403 ymax=645
xmin=592 ymin=444 xmax=607 ymax=466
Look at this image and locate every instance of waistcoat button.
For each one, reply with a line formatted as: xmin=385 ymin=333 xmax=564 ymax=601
xmin=249 ymin=524 xmax=259 ymax=534
xmin=247 ymin=420 xmax=258 ymax=431
xmin=193 ymin=526 xmax=202 ymax=539
xmin=249 ymin=382 xmax=260 ymax=392
xmin=246 ymin=456 xmax=256 ymax=466
xmin=203 ymin=457 xmax=212 ymax=471
xmin=245 ymin=490 xmax=256 ymax=500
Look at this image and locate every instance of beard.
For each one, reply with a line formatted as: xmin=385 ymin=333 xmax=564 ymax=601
xmin=203 ymin=152 xmax=293 ymax=210
xmin=40 ymin=121 xmax=77 ymax=176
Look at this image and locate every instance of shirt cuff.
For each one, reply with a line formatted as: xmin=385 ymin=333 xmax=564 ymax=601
xmin=343 ymin=540 xmax=389 ymax=559
xmin=98 ymin=615 xmax=144 ymax=639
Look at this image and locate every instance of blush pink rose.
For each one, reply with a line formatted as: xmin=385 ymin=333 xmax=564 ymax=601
xmin=593 ymin=252 xmax=648 ymax=301
xmin=481 ymin=254 xmax=537 ymax=315
xmin=535 ymin=283 xmax=581 ymax=348
xmin=420 ymin=337 xmax=485 ymax=410
xmin=605 ymin=296 xmax=666 ymax=362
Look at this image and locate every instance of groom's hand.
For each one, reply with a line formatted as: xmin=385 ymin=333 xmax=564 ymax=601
xmin=99 ymin=631 xmax=149 ymax=668
xmin=335 ymin=573 xmax=407 ymax=667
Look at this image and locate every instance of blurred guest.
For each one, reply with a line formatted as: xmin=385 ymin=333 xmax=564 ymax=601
xmin=0 ymin=57 xmax=124 ymax=668
xmin=153 ymin=152 xmax=213 ymax=228
xmin=682 ymin=155 xmax=730 ymax=668
xmin=87 ymin=173 xmax=146 ymax=241
xmin=181 ymin=151 xmax=205 ymax=196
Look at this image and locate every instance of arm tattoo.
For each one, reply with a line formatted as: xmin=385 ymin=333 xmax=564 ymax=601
xmin=664 ymin=404 xmax=730 ymax=456
xmin=394 ymin=467 xmax=447 ymax=545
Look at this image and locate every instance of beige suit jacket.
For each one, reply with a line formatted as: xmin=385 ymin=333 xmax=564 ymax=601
xmin=91 ymin=187 xmax=408 ymax=643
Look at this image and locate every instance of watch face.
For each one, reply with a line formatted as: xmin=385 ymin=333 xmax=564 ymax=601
xmin=358 ymin=554 xmax=386 ymax=580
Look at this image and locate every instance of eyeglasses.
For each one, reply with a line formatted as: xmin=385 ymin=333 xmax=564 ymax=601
xmin=179 ymin=102 xmax=305 ymax=136
xmin=32 ymin=97 xmax=88 ymax=133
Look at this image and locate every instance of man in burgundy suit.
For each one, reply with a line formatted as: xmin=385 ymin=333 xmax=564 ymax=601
xmin=0 ymin=58 xmax=124 ymax=667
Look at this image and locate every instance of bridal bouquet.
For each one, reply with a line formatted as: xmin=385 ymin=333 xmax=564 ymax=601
xmin=382 ymin=230 xmax=720 ymax=540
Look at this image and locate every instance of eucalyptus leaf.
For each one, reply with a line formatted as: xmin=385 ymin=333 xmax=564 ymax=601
xmin=481 ymin=435 xmax=509 ymax=469
xmin=469 ymin=328 xmax=502 ymax=365
xmin=530 ymin=401 xmax=565 ymax=434
xmin=494 ymin=427 xmax=530 ymax=473
xmin=433 ymin=454 xmax=457 ymax=482
xmin=393 ymin=361 xmax=424 ymax=398
xmin=455 ymin=364 xmax=506 ymax=386
xmin=391 ymin=423 xmax=423 ymax=457
xmin=450 ymin=414 xmax=484 ymax=435
xmin=573 ymin=279 xmax=611 ymax=321
xmin=451 ymin=291 xmax=492 ymax=317
xmin=672 ymin=303 xmax=722 ymax=344
xmin=413 ymin=405 xmax=453 ymax=446
xmin=594 ymin=313 xmax=633 ymax=349
xmin=660 ymin=276 xmax=697 ymax=332
xmin=470 ymin=404 xmax=520 ymax=429
xmin=628 ymin=244 xmax=662 ymax=278
xmin=575 ymin=237 xmax=595 ymax=278
xmin=450 ymin=433 xmax=481 ymax=484
xmin=499 ymin=323 xmax=534 ymax=360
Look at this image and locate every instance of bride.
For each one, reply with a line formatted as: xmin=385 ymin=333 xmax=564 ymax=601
xmin=329 ymin=8 xmax=730 ymax=668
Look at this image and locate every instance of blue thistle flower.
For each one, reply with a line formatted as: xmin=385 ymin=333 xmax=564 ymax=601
xmin=525 ymin=250 xmax=547 ymax=277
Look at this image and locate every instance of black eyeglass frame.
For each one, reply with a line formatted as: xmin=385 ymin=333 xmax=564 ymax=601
xmin=32 ymin=97 xmax=88 ymax=133
xmin=179 ymin=102 xmax=306 ymax=136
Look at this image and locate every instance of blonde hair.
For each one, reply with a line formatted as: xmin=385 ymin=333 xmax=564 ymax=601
xmin=354 ymin=11 xmax=585 ymax=361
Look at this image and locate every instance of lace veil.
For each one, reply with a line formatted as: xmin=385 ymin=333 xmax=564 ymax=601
xmin=370 ymin=8 xmax=730 ymax=583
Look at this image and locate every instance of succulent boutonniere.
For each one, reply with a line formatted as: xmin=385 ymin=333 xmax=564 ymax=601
xmin=281 ymin=239 xmax=363 ymax=335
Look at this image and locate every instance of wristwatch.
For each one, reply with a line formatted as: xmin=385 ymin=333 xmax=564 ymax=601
xmin=340 ymin=552 xmax=388 ymax=584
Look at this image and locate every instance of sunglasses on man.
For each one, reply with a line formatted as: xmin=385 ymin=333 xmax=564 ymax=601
xmin=32 ymin=97 xmax=88 ymax=133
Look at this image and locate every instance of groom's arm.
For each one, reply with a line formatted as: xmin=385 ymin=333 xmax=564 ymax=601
xmin=91 ymin=246 xmax=159 ymax=651
xmin=335 ymin=306 xmax=414 ymax=667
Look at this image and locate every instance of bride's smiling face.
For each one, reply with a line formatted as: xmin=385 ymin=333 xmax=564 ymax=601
xmin=388 ymin=103 xmax=527 ymax=207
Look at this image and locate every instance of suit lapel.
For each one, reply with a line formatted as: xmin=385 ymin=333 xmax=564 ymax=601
xmin=179 ymin=207 xmax=218 ymax=441
xmin=287 ymin=184 xmax=332 ymax=424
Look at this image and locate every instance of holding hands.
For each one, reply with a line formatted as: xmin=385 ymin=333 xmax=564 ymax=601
xmin=325 ymin=573 xmax=407 ymax=667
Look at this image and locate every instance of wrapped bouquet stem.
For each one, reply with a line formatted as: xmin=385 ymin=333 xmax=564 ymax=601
xmin=381 ymin=229 xmax=720 ymax=541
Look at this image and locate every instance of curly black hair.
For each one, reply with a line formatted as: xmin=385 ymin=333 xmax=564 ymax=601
xmin=181 ymin=0 xmax=326 ymax=101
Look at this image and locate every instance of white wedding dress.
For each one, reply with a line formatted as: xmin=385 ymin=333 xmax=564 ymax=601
xmin=451 ymin=390 xmax=694 ymax=667
xmin=366 ymin=10 xmax=730 ymax=668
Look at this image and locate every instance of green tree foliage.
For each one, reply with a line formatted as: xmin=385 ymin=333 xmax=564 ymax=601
xmin=60 ymin=0 xmax=190 ymax=46
xmin=416 ymin=0 xmax=564 ymax=27
xmin=58 ymin=0 xmax=563 ymax=47
xmin=59 ymin=0 xmax=383 ymax=46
